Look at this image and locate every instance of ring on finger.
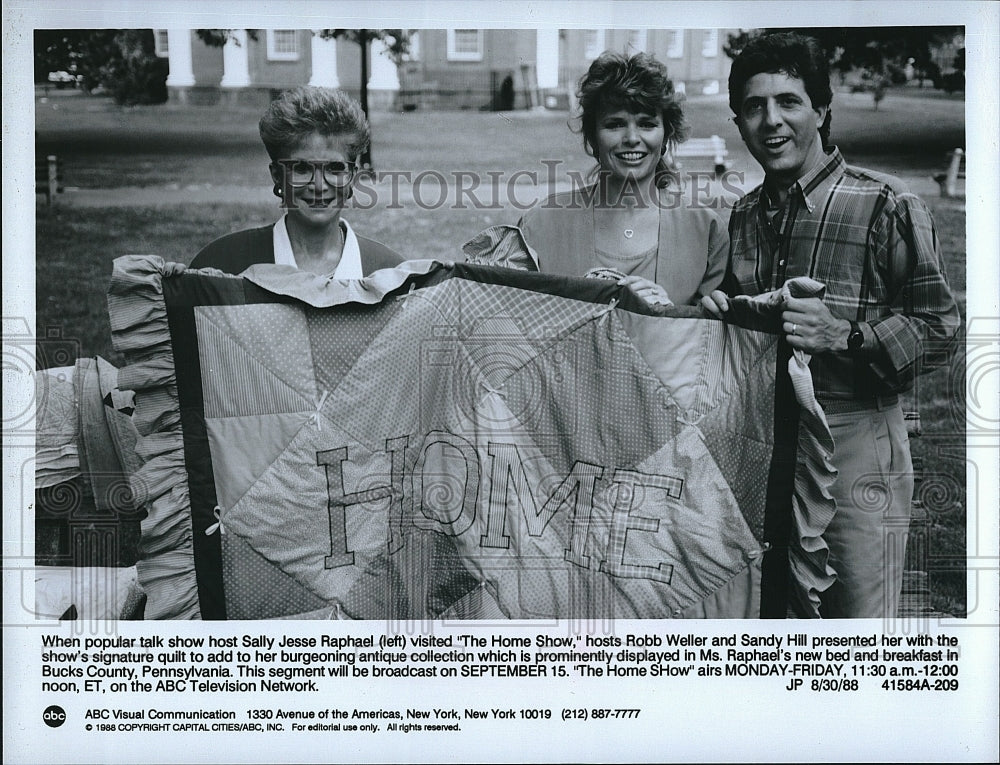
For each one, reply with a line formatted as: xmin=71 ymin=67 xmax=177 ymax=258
xmin=791 ymin=323 xmax=797 ymax=335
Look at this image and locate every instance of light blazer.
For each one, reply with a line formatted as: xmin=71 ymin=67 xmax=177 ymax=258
xmin=518 ymin=186 xmax=729 ymax=306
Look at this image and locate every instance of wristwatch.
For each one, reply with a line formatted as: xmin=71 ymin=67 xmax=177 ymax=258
xmin=846 ymin=321 xmax=864 ymax=352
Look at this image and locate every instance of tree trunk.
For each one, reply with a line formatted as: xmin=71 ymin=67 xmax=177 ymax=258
xmin=359 ymin=30 xmax=372 ymax=172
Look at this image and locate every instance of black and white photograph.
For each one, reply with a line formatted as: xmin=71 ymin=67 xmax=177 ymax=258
xmin=4 ymin=1 xmax=998 ymax=762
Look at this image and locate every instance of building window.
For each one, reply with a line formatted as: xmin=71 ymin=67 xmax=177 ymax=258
xmin=267 ymin=30 xmax=301 ymax=61
xmin=447 ymin=29 xmax=483 ymax=61
xmin=626 ymin=29 xmax=647 ymax=54
xmin=701 ymin=29 xmax=719 ymax=58
xmin=666 ymin=29 xmax=684 ymax=59
xmin=153 ymin=29 xmax=169 ymax=58
xmin=583 ymin=29 xmax=605 ymax=60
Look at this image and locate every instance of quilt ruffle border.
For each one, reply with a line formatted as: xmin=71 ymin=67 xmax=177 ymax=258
xmin=787 ymin=354 xmax=839 ymax=617
xmin=731 ymin=278 xmax=839 ymax=618
xmin=108 ymin=255 xmax=199 ymax=619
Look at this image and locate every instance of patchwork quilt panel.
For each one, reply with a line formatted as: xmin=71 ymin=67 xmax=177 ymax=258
xmin=108 ymin=257 xmax=834 ymax=620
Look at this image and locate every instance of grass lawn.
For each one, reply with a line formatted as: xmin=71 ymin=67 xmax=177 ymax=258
xmin=35 ymin=88 xmax=964 ymax=188
xmin=31 ymin=90 xmax=969 ymax=616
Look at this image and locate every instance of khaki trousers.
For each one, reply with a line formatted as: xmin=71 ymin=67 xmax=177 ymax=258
xmin=818 ymin=401 xmax=913 ymax=618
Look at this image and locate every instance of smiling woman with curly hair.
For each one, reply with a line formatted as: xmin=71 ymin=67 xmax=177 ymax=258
xmin=517 ymin=51 xmax=728 ymax=307
xmin=577 ymin=51 xmax=690 ymax=189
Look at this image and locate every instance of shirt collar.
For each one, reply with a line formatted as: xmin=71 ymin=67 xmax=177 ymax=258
xmin=335 ymin=219 xmax=363 ymax=279
xmin=764 ymin=146 xmax=846 ymax=214
xmin=272 ymin=215 xmax=363 ymax=278
xmin=272 ymin=215 xmax=296 ymax=267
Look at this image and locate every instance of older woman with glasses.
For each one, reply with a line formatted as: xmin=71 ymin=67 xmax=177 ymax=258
xmin=191 ymin=86 xmax=402 ymax=275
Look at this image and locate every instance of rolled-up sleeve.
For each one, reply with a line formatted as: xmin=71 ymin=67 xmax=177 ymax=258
xmin=868 ymin=191 xmax=962 ymax=386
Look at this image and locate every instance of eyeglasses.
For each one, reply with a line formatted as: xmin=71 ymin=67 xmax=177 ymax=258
xmin=273 ymin=159 xmax=356 ymax=189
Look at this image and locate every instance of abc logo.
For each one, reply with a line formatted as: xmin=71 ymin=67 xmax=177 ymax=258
xmin=43 ymin=705 xmax=66 ymax=728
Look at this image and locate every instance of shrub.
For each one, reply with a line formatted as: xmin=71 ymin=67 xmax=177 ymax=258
xmin=941 ymin=71 xmax=965 ymax=94
xmin=34 ymin=29 xmax=167 ymax=106
xmin=101 ymin=31 xmax=168 ymax=105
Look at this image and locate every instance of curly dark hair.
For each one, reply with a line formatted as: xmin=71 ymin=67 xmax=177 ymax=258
xmin=577 ymin=51 xmax=688 ymax=187
xmin=259 ymin=86 xmax=371 ymax=162
xmin=728 ymin=31 xmax=833 ymax=147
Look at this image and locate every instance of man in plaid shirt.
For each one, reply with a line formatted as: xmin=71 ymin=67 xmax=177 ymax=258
xmin=704 ymin=32 xmax=960 ymax=617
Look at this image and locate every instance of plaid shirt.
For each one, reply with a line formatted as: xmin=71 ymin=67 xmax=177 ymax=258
xmin=725 ymin=147 xmax=960 ymax=400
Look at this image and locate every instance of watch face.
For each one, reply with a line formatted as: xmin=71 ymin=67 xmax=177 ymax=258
xmin=848 ymin=325 xmax=864 ymax=351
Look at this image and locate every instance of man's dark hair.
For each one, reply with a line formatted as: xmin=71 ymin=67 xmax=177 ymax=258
xmin=728 ymin=31 xmax=833 ymax=146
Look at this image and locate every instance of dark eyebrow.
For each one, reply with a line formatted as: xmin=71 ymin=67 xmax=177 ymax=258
xmin=741 ymin=92 xmax=804 ymax=108
xmin=284 ymin=158 xmax=350 ymax=166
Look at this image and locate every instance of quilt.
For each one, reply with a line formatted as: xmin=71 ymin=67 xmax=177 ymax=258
xmin=107 ymin=256 xmax=835 ymax=620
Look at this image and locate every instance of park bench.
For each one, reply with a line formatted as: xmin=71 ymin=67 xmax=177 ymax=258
xmin=932 ymin=148 xmax=965 ymax=198
xmin=674 ymin=135 xmax=729 ymax=177
xmin=36 ymin=153 xmax=64 ymax=205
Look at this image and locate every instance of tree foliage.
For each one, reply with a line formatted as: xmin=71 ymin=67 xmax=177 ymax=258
xmin=724 ymin=27 xmax=962 ymax=87
xmin=317 ymin=29 xmax=412 ymax=66
xmin=34 ymin=29 xmax=168 ymax=105
xmin=195 ymin=28 xmax=412 ymax=65
xmin=194 ymin=29 xmax=259 ymax=47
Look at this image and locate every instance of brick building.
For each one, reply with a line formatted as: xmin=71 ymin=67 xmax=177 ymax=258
xmin=158 ymin=28 xmax=739 ymax=110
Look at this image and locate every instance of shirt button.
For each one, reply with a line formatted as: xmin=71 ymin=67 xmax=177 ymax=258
xmin=778 ymin=259 xmax=785 ymax=266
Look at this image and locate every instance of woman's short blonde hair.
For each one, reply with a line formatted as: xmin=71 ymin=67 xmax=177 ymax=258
xmin=259 ymin=86 xmax=371 ymax=161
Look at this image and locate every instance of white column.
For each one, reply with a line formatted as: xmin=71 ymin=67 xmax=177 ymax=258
xmin=536 ymin=28 xmax=559 ymax=89
xmin=165 ymin=29 xmax=195 ymax=87
xmin=308 ymin=31 xmax=340 ymax=87
xmin=367 ymin=37 xmax=400 ymax=91
xmin=220 ymin=29 xmax=251 ymax=88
